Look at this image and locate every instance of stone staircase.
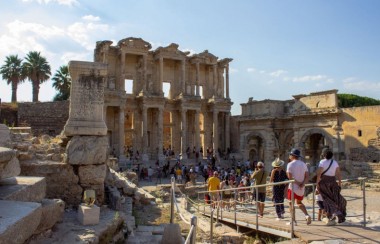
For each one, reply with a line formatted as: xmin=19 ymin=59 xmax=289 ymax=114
xmin=126 ymin=225 xmax=165 ymax=244
xmin=0 ymin=129 xmax=64 ymax=244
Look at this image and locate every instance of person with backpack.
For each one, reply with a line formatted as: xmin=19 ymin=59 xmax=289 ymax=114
xmin=251 ymin=161 xmax=268 ymax=217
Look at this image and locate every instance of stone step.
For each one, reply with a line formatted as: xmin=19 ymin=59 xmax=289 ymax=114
xmin=126 ymin=234 xmax=162 ymax=244
xmin=0 ymin=147 xmax=20 ymax=180
xmin=0 ymin=176 xmax=46 ymax=202
xmin=136 ymin=225 xmax=166 ymax=234
xmin=0 ymin=200 xmax=42 ymax=244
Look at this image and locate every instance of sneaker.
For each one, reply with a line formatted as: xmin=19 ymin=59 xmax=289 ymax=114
xmin=276 ymin=217 xmax=281 ymax=221
xmin=326 ymin=219 xmax=336 ymax=226
xmin=322 ymin=217 xmax=329 ymax=224
xmin=280 ymin=214 xmax=285 ymax=219
xmin=305 ymin=215 xmax=312 ymax=225
xmin=286 ymin=221 xmax=297 ymax=226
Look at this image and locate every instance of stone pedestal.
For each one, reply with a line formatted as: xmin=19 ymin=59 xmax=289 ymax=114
xmin=64 ymin=61 xmax=108 ymax=137
xmin=77 ymin=204 xmax=100 ymax=225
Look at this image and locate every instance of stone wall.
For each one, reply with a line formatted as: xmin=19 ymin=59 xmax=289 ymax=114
xmin=18 ymin=101 xmax=69 ymax=136
xmin=340 ymin=106 xmax=380 ymax=155
xmin=0 ymin=103 xmax=18 ymax=126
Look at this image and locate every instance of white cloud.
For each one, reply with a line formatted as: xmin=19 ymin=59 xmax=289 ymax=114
xmin=292 ymin=75 xmax=327 ymax=83
xmin=60 ymin=52 xmax=92 ymax=64
xmin=269 ymin=69 xmax=287 ymax=77
xmin=229 ymin=68 xmax=238 ymax=73
xmin=247 ymin=67 xmax=256 ymax=73
xmin=343 ymin=78 xmax=380 ymax=92
xmin=259 ymin=70 xmax=266 ymax=74
xmin=22 ymin=0 xmax=79 ymax=6
xmin=66 ymin=22 xmax=110 ymax=50
xmin=82 ymin=15 xmax=101 ymax=22
xmin=8 ymin=20 xmax=65 ymax=39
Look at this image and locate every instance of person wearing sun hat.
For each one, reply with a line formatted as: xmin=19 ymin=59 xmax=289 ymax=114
xmin=286 ymin=148 xmax=311 ymax=226
xmin=270 ymin=158 xmax=288 ymax=220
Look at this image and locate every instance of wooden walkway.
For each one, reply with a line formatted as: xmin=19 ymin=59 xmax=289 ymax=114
xmin=201 ymin=208 xmax=380 ymax=243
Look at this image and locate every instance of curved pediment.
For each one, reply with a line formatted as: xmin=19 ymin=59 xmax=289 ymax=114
xmin=191 ymin=50 xmax=218 ymax=64
xmin=117 ymin=37 xmax=152 ymax=51
xmin=154 ymin=43 xmax=189 ymax=59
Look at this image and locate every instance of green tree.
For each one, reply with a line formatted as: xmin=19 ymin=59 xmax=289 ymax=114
xmin=52 ymin=65 xmax=71 ymax=101
xmin=338 ymin=94 xmax=380 ymax=108
xmin=0 ymin=55 xmax=25 ymax=103
xmin=23 ymin=51 xmax=51 ymax=102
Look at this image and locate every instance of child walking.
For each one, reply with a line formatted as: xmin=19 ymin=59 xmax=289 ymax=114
xmin=270 ymin=158 xmax=288 ymax=220
xmin=316 ymin=189 xmax=326 ymax=221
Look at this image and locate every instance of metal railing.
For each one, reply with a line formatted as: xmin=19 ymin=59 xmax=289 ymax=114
xmin=197 ymin=179 xmax=297 ymax=238
xmin=170 ymin=177 xmax=197 ymax=244
xmin=170 ymin=176 xmax=368 ymax=241
xmin=194 ymin=177 xmax=367 ymax=238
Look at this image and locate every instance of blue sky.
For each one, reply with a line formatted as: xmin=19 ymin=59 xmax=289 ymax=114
xmin=0 ymin=0 xmax=379 ymax=115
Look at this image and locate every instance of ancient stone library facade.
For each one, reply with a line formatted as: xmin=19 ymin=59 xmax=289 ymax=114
xmin=94 ymin=37 xmax=233 ymax=160
xmin=235 ymin=89 xmax=380 ymax=169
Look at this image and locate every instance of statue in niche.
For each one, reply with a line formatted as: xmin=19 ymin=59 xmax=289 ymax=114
xmin=83 ymin=189 xmax=96 ymax=206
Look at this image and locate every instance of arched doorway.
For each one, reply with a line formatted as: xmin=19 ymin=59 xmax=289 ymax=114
xmin=246 ymin=133 xmax=265 ymax=163
xmin=300 ymin=129 xmax=334 ymax=170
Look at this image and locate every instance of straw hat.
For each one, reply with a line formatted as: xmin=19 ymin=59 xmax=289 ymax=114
xmin=272 ymin=158 xmax=285 ymax=168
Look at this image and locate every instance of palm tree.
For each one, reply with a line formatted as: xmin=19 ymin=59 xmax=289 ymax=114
xmin=52 ymin=65 xmax=71 ymax=101
xmin=0 ymin=55 xmax=25 ymax=103
xmin=23 ymin=51 xmax=51 ymax=102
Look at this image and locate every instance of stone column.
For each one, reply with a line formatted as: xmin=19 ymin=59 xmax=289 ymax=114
xmin=225 ymin=112 xmax=230 ymax=152
xmin=142 ymin=105 xmax=148 ymax=154
xmin=119 ymin=107 xmax=125 ymax=156
xmin=181 ymin=109 xmax=187 ymax=159
xmin=196 ymin=62 xmax=200 ymax=96
xmin=159 ymin=57 xmax=164 ymax=95
xmin=120 ymin=50 xmax=126 ymax=91
xmin=226 ymin=63 xmax=230 ymax=99
xmin=213 ymin=64 xmax=218 ymax=97
xmin=143 ymin=54 xmax=147 ymax=93
xmin=157 ymin=107 xmax=164 ymax=160
xmin=195 ymin=110 xmax=201 ymax=152
xmin=182 ymin=59 xmax=186 ymax=94
xmin=213 ymin=109 xmax=219 ymax=155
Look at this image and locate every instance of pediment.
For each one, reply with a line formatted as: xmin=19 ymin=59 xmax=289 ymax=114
xmin=155 ymin=43 xmax=189 ymax=58
xmin=117 ymin=37 xmax=152 ymax=51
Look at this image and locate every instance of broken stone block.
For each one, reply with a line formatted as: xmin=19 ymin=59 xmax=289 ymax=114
xmin=0 ymin=154 xmax=20 ymax=179
xmin=35 ymin=199 xmax=65 ymax=234
xmin=0 ymin=124 xmax=11 ymax=147
xmin=65 ymin=136 xmax=108 ymax=165
xmin=78 ymin=164 xmax=107 ymax=185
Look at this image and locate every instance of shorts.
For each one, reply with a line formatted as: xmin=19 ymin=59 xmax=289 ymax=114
xmin=317 ymin=200 xmax=324 ymax=210
xmin=287 ymin=189 xmax=304 ymax=201
xmin=253 ymin=192 xmax=266 ymax=203
xmin=177 ymin=175 xmax=182 ymax=180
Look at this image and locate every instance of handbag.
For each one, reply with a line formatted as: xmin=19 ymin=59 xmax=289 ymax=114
xmin=204 ymin=194 xmax=211 ymax=204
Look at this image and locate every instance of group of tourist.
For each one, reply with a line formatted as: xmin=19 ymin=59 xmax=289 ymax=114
xmin=206 ymin=148 xmax=347 ymax=226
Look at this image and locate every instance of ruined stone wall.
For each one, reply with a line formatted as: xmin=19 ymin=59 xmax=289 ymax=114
xmin=0 ymin=103 xmax=18 ymax=126
xmin=18 ymin=101 xmax=69 ymax=136
xmin=340 ymin=106 xmax=380 ymax=157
